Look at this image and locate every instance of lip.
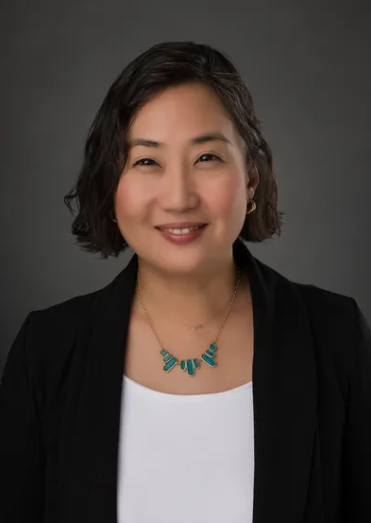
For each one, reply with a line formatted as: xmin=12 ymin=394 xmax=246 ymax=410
xmin=155 ymin=222 xmax=207 ymax=230
xmin=156 ymin=224 xmax=207 ymax=244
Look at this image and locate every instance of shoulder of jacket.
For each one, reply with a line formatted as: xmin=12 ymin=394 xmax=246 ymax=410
xmin=292 ymin=280 xmax=359 ymax=378
xmin=29 ymin=287 xmax=102 ymax=322
xmin=13 ymin=287 xmax=109 ymax=412
xmin=19 ymin=288 xmax=106 ymax=376
xmin=293 ymin=280 xmax=355 ymax=311
xmin=292 ymin=280 xmax=358 ymax=338
xmin=260 ymin=260 xmax=359 ymax=347
xmin=254 ymin=255 xmax=356 ymax=316
xmin=23 ymin=288 xmax=103 ymax=340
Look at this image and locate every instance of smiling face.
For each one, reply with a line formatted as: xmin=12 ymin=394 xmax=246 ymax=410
xmin=114 ymin=82 xmax=258 ymax=275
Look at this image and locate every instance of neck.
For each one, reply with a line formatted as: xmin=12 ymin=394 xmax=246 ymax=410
xmin=134 ymin=254 xmax=241 ymax=324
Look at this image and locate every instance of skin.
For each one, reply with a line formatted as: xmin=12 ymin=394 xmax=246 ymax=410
xmin=114 ymin=81 xmax=259 ymax=327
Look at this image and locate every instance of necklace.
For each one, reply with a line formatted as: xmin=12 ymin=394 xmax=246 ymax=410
xmin=135 ymin=267 xmax=242 ymax=376
xmin=137 ymin=305 xmax=227 ymax=331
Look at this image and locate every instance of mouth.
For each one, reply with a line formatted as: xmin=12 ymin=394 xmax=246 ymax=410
xmin=154 ymin=223 xmax=208 ymax=244
xmin=155 ymin=224 xmax=207 ymax=235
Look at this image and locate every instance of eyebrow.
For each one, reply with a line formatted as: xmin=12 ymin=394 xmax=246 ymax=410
xmin=128 ymin=132 xmax=233 ymax=149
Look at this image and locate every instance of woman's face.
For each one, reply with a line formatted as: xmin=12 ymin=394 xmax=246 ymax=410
xmin=114 ymin=82 xmax=258 ymax=275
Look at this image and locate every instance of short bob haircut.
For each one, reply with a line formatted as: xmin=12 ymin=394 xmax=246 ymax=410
xmin=64 ymin=41 xmax=284 ymax=258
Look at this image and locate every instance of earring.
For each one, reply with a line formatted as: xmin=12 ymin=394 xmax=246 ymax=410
xmin=110 ymin=210 xmax=117 ymax=223
xmin=246 ymin=199 xmax=256 ymax=215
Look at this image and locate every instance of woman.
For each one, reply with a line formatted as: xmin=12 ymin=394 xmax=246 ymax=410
xmin=0 ymin=41 xmax=370 ymax=523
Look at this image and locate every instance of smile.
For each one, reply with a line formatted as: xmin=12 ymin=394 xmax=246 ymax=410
xmin=159 ymin=225 xmax=204 ymax=235
xmin=155 ymin=224 xmax=208 ymax=244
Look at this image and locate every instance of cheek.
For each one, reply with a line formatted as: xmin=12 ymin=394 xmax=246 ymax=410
xmin=115 ymin=177 xmax=148 ymax=219
xmin=206 ymin=171 xmax=246 ymax=215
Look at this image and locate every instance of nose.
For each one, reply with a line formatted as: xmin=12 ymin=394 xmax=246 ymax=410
xmin=159 ymin=162 xmax=199 ymax=213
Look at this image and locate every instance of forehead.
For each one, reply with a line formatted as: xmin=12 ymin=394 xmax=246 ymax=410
xmin=127 ymin=83 xmax=238 ymax=144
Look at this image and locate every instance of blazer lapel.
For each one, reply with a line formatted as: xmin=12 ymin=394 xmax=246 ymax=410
xmin=60 ymin=253 xmax=138 ymax=522
xmin=242 ymin=245 xmax=322 ymax=522
xmin=63 ymin=240 xmax=321 ymax=523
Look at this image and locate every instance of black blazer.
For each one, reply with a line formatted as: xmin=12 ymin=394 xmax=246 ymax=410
xmin=1 ymin=240 xmax=371 ymax=523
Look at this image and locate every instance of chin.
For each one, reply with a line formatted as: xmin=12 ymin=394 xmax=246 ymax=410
xmin=152 ymin=248 xmax=212 ymax=275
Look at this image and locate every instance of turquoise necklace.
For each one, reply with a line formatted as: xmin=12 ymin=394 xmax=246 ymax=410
xmin=135 ymin=267 xmax=241 ymax=377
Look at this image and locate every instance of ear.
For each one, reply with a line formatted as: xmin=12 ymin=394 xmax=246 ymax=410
xmin=247 ymin=166 xmax=259 ymax=199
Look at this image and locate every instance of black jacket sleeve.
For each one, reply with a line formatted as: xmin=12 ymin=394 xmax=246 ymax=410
xmin=343 ymin=299 xmax=371 ymax=521
xmin=0 ymin=313 xmax=45 ymax=522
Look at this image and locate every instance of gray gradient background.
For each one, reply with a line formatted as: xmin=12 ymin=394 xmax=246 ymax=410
xmin=1 ymin=0 xmax=370 ymax=376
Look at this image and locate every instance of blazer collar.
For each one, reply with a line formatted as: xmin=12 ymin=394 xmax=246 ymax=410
xmin=63 ymin=239 xmax=320 ymax=522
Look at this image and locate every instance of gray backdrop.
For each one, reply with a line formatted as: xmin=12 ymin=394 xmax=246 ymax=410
xmin=1 ymin=0 xmax=370 ymax=375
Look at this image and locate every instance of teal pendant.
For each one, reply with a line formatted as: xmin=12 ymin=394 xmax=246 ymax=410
xmin=161 ymin=343 xmax=217 ymax=374
xmin=201 ymin=353 xmax=216 ymax=367
xmin=180 ymin=359 xmax=200 ymax=376
xmin=161 ymin=349 xmax=178 ymax=373
xmin=163 ymin=357 xmax=178 ymax=373
xmin=186 ymin=359 xmax=195 ymax=376
xmin=201 ymin=343 xmax=218 ymax=367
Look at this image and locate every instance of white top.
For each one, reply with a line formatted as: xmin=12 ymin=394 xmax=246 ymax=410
xmin=117 ymin=375 xmax=255 ymax=523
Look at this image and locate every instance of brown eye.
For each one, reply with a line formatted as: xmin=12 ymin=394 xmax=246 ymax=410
xmin=133 ymin=158 xmax=158 ymax=167
xmin=197 ymin=153 xmax=222 ymax=163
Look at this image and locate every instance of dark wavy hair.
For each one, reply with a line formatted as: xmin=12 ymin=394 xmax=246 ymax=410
xmin=64 ymin=41 xmax=284 ymax=258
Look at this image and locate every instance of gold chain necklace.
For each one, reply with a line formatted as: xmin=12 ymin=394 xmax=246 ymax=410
xmin=135 ymin=267 xmax=242 ymax=376
xmin=139 ymin=303 xmax=229 ymax=331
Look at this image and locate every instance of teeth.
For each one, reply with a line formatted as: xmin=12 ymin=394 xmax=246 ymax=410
xmin=162 ymin=226 xmax=202 ymax=234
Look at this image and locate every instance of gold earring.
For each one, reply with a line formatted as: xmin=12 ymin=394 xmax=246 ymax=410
xmin=246 ymin=199 xmax=256 ymax=215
